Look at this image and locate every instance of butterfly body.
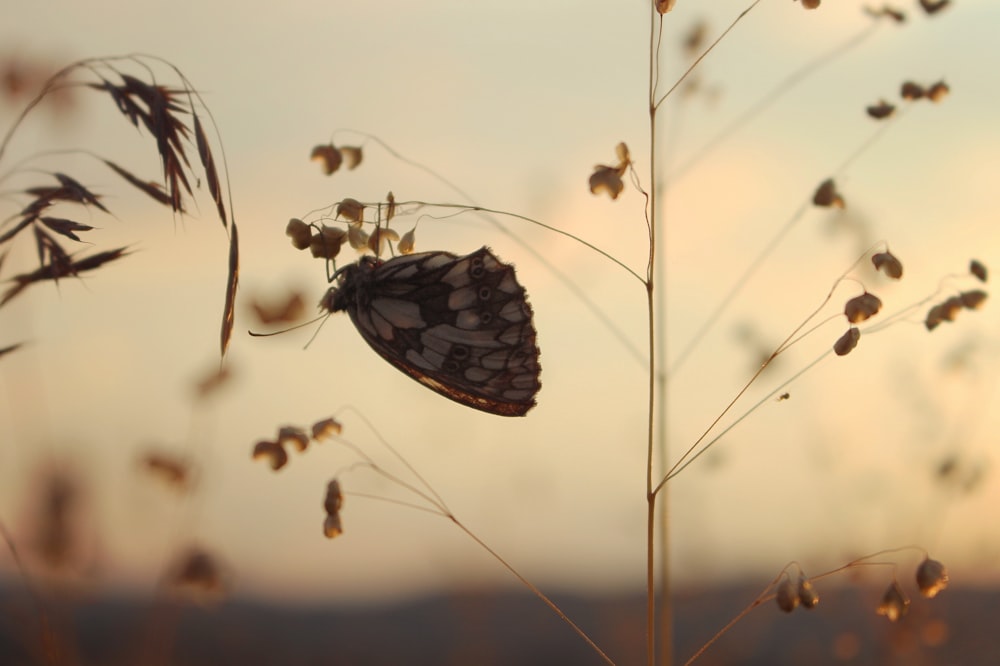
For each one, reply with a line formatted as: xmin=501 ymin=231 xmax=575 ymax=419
xmin=322 ymin=247 xmax=541 ymax=416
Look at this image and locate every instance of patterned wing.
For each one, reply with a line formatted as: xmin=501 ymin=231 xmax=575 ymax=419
xmin=322 ymin=248 xmax=541 ymax=416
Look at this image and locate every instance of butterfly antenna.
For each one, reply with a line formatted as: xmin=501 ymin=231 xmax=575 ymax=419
xmin=248 ymin=313 xmax=329 ymax=340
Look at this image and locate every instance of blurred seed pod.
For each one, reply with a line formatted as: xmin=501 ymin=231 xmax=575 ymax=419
xmin=916 ymin=558 xmax=949 ymax=598
xmin=312 ymin=417 xmax=343 ymax=440
xmin=324 ymin=479 xmax=343 ymax=516
xmin=844 ymin=292 xmax=882 ymax=323
xmin=277 ymin=426 xmax=310 ymax=453
xmin=872 ymin=251 xmax=903 ymax=279
xmin=926 ymin=80 xmax=949 ymax=102
xmin=970 ymin=259 xmax=988 ymax=282
xmin=776 ymin=579 xmax=799 ymax=613
xmin=337 ymin=198 xmax=365 ymax=223
xmin=309 ymin=225 xmax=346 ymax=260
xmin=311 ymin=144 xmax=342 ymax=175
xmin=960 ymin=290 xmax=987 ymax=310
xmin=286 ymin=218 xmax=312 ymax=250
xmin=866 ymin=100 xmax=896 ymax=119
xmin=170 ymin=547 xmax=224 ymax=597
xmin=901 ymin=81 xmax=925 ymax=100
xmin=367 ymin=227 xmax=399 ymax=256
xmin=876 ymin=581 xmax=910 ymax=621
xmin=797 ymin=576 xmax=820 ymax=609
xmin=813 ymin=178 xmax=845 ymax=208
xmin=833 ymin=327 xmax=861 ymax=356
xmin=252 ymin=440 xmax=288 ymax=471
xmin=340 ymin=146 xmax=363 ymax=169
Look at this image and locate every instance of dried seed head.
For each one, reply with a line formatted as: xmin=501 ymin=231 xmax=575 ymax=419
xmin=970 ymin=259 xmax=988 ymax=282
xmin=336 ymin=198 xmax=365 ymax=223
xmin=916 ymin=558 xmax=948 ymax=598
xmin=589 ymin=165 xmax=625 ymax=200
xmin=872 ymin=251 xmax=903 ymax=279
xmin=311 ymin=144 xmax=343 ymax=175
xmin=960 ymin=289 xmax=988 ymax=310
xmin=799 ymin=0 xmax=821 ymax=9
xmin=834 ymin=327 xmax=861 ymax=356
xmin=340 ymin=146 xmax=363 ymax=169
xmin=776 ymin=579 xmax=799 ymax=613
xmin=195 ymin=365 xmax=232 ymax=397
xmin=398 ymin=227 xmax=417 ymax=255
xmin=385 ymin=191 xmax=397 ymax=222
xmin=367 ymin=227 xmax=399 ymax=257
xmin=324 ymin=479 xmax=344 ymax=516
xmin=927 ymin=80 xmax=949 ymax=102
xmin=901 ymin=81 xmax=925 ymax=101
xmin=655 ymin=0 xmax=676 ymax=14
xmin=347 ymin=224 xmax=369 ymax=251
xmin=798 ymin=576 xmax=820 ymax=609
xmin=251 ymin=292 xmax=306 ymax=325
xmin=277 ymin=426 xmax=310 ymax=453
xmin=919 ymin=0 xmax=950 ymax=15
xmin=864 ymin=5 xmax=907 ymax=22
xmin=845 ymin=292 xmax=882 ymax=323
xmin=309 ymin=225 xmax=347 ymax=260
xmin=813 ymin=178 xmax=845 ymax=208
xmin=324 ymin=512 xmax=343 ymax=539
xmin=866 ymin=100 xmax=896 ymax=119
xmin=286 ymin=218 xmax=312 ymax=250
xmin=312 ymin=417 xmax=343 ymax=440
xmin=876 ymin=581 xmax=910 ymax=621
xmin=252 ymin=440 xmax=288 ymax=471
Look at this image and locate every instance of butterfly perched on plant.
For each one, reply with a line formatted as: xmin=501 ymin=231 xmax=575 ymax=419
xmin=321 ymin=247 xmax=541 ymax=416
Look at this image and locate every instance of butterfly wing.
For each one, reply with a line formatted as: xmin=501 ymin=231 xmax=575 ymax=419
xmin=326 ymin=248 xmax=541 ymax=416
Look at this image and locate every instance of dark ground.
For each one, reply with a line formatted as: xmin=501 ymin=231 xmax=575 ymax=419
xmin=0 ymin=583 xmax=996 ymax=665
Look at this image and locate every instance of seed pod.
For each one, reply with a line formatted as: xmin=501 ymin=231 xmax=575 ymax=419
xmin=813 ymin=178 xmax=845 ymax=208
xmin=797 ymin=576 xmax=820 ymax=609
xmin=286 ymin=218 xmax=312 ymax=250
xmin=876 ymin=581 xmax=910 ymax=621
xmin=916 ymin=558 xmax=948 ymax=598
xmin=776 ymin=579 xmax=799 ymax=613
xmin=969 ymin=259 xmax=988 ymax=283
xmin=844 ymin=292 xmax=882 ymax=323
xmin=872 ymin=251 xmax=904 ymax=279
xmin=834 ymin=327 xmax=861 ymax=356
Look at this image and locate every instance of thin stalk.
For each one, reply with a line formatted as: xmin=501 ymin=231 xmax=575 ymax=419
xmin=645 ymin=4 xmax=662 ymax=665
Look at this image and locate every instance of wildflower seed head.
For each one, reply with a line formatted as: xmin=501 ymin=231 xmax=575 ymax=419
xmin=311 ymin=417 xmax=343 ymax=440
xmin=347 ymin=224 xmax=369 ymax=251
xmin=336 ymin=198 xmax=365 ymax=224
xmin=797 ymin=576 xmax=820 ymax=609
xmin=799 ymin=0 xmax=821 ymax=9
xmin=324 ymin=479 xmax=344 ymax=516
xmin=311 ymin=144 xmax=343 ymax=175
xmin=970 ymin=259 xmax=988 ymax=282
xmin=927 ymin=80 xmax=949 ymax=102
xmin=655 ymin=0 xmax=676 ymax=14
xmin=398 ymin=227 xmax=417 ymax=255
xmin=844 ymin=292 xmax=882 ymax=323
xmin=309 ymin=225 xmax=346 ymax=260
xmin=385 ymin=191 xmax=397 ymax=221
xmin=367 ymin=227 xmax=399 ymax=257
xmin=286 ymin=218 xmax=312 ymax=250
xmin=901 ymin=81 xmax=926 ymax=101
xmin=919 ymin=0 xmax=951 ymax=16
xmin=340 ymin=146 xmax=363 ymax=169
xmin=834 ymin=327 xmax=861 ymax=356
xmin=813 ymin=178 xmax=845 ymax=208
xmin=872 ymin=251 xmax=903 ymax=279
xmin=324 ymin=512 xmax=344 ymax=539
xmin=252 ymin=440 xmax=288 ymax=471
xmin=960 ymin=289 xmax=988 ymax=310
xmin=876 ymin=581 xmax=910 ymax=621
xmin=277 ymin=426 xmax=310 ymax=453
xmin=866 ymin=100 xmax=896 ymax=119
xmin=916 ymin=557 xmax=949 ymax=598
xmin=776 ymin=578 xmax=800 ymax=613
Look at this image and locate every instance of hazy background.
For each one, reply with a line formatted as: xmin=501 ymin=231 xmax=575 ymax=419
xmin=0 ymin=0 xmax=998 ymax=610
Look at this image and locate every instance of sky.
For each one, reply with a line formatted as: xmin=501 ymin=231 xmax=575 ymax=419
xmin=0 ymin=0 xmax=998 ymax=606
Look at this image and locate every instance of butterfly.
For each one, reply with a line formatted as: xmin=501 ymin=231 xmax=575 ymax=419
xmin=321 ymin=247 xmax=541 ymax=416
